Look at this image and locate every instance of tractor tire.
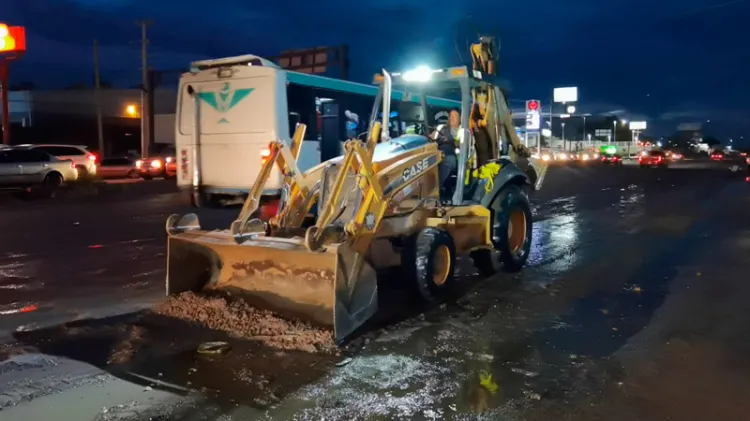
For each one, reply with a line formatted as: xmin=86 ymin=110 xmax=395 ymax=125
xmin=405 ymin=227 xmax=457 ymax=302
xmin=491 ymin=185 xmax=533 ymax=272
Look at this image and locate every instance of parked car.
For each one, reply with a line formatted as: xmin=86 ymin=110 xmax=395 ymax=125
xmin=0 ymin=148 xmax=79 ymax=197
xmin=98 ymin=157 xmax=140 ymax=179
xmin=16 ymin=144 xmax=98 ymax=178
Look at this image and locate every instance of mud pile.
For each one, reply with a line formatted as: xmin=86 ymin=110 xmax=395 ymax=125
xmin=152 ymin=292 xmax=336 ymax=354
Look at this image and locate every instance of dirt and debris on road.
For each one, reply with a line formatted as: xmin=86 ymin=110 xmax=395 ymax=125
xmin=152 ymin=292 xmax=336 ymax=354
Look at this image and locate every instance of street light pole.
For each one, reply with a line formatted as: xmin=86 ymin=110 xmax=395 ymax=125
xmin=612 ymin=120 xmax=617 ymax=144
xmin=582 ymin=115 xmax=587 ymax=144
xmin=562 ymin=122 xmax=566 ymax=151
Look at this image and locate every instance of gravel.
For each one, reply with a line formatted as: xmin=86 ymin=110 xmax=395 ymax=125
xmin=151 ymin=292 xmax=336 ymax=354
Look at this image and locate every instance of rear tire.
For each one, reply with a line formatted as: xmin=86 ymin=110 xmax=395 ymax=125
xmin=405 ymin=227 xmax=456 ymax=302
xmin=35 ymin=172 xmax=62 ymax=199
xmin=491 ymin=185 xmax=533 ymax=272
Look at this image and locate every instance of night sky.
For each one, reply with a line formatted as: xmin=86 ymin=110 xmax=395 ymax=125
xmin=4 ymin=0 xmax=749 ymax=141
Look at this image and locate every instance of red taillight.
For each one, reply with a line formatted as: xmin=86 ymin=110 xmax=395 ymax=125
xmin=87 ymin=152 xmax=98 ymax=162
xmin=71 ymin=161 xmax=76 ymax=169
xmin=260 ymin=148 xmax=271 ymax=164
xmin=656 ymin=156 xmax=662 ymax=162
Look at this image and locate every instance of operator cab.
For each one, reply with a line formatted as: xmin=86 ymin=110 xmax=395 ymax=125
xmin=371 ymin=65 xmax=510 ymax=205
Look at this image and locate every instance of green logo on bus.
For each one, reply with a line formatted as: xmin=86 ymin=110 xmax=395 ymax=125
xmin=196 ymin=82 xmax=254 ymax=124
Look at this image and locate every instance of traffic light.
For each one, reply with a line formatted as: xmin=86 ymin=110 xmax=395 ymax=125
xmin=0 ymin=24 xmax=26 ymax=54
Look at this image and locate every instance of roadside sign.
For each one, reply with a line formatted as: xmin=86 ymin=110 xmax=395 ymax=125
xmin=525 ymin=99 xmax=541 ymax=131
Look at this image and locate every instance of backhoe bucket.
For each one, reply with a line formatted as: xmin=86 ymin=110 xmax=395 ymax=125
xmin=165 ymin=218 xmax=378 ymax=343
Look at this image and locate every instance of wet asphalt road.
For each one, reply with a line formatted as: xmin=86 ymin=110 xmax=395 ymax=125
xmin=1 ymin=162 xmax=749 ymax=420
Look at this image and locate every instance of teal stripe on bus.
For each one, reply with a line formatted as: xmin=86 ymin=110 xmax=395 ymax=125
xmin=286 ymin=71 xmax=459 ymax=109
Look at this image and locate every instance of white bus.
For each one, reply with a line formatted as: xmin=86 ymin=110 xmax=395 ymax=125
xmin=175 ymin=54 xmax=460 ymax=207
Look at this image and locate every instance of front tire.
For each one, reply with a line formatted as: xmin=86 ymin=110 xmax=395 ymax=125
xmin=405 ymin=227 xmax=456 ymax=302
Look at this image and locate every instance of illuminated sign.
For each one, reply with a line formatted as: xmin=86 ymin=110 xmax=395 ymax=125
xmin=553 ymin=87 xmax=578 ymax=103
xmin=629 ymin=121 xmax=647 ymax=130
xmin=0 ymin=24 xmax=26 ymax=54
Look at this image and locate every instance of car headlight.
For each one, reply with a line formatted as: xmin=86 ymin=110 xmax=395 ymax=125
xmin=151 ymin=159 xmax=162 ymax=169
xmin=135 ymin=159 xmax=143 ymax=168
xmin=542 ymin=154 xmax=551 ymax=161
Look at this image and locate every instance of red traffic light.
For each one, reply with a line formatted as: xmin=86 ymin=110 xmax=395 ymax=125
xmin=526 ymin=100 xmax=540 ymax=112
xmin=0 ymin=24 xmax=26 ymax=54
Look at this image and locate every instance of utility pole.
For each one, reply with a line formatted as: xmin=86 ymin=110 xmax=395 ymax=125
xmin=136 ymin=20 xmax=152 ymax=158
xmin=93 ymin=39 xmax=105 ymax=155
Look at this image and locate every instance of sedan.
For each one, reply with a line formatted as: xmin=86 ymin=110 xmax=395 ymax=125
xmin=638 ymin=150 xmax=668 ymax=168
xmin=0 ymin=148 xmax=78 ymax=197
xmin=136 ymin=156 xmax=177 ymax=180
xmin=98 ymin=157 xmax=140 ymax=179
xmin=601 ymin=154 xmax=623 ymax=165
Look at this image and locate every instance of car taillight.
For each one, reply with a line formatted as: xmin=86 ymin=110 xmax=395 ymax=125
xmin=260 ymin=148 xmax=271 ymax=164
xmin=87 ymin=152 xmax=98 ymax=162
xmin=71 ymin=161 xmax=76 ymax=169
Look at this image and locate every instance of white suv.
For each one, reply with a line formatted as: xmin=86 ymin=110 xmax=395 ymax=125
xmin=17 ymin=144 xmax=98 ymax=177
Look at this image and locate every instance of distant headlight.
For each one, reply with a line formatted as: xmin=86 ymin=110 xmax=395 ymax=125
xmin=542 ymin=154 xmax=551 ymax=161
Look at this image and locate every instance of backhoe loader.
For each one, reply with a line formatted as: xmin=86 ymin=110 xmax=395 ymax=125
xmin=164 ymin=36 xmax=548 ymax=343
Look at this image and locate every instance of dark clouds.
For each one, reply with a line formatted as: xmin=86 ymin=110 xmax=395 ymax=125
xmin=4 ymin=0 xmax=749 ymax=138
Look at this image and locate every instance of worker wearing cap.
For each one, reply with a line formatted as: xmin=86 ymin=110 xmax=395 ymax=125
xmin=432 ymin=109 xmax=461 ymax=189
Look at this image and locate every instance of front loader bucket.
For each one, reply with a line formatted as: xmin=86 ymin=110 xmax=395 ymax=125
xmin=166 ymin=226 xmax=378 ymax=343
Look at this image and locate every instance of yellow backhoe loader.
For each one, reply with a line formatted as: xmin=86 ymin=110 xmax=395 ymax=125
xmin=164 ymin=36 xmax=548 ymax=343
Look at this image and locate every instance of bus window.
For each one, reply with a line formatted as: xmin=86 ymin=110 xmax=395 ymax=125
xmin=317 ymin=96 xmax=341 ymax=160
xmin=287 ymin=83 xmax=317 ymax=140
xmin=289 ymin=112 xmax=301 ymax=137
